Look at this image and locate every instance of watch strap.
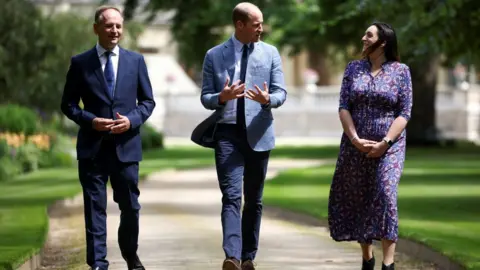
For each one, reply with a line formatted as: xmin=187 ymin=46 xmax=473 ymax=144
xmin=382 ymin=137 xmax=393 ymax=146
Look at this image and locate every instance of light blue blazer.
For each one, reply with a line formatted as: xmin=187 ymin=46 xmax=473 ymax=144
xmin=191 ymin=37 xmax=287 ymax=152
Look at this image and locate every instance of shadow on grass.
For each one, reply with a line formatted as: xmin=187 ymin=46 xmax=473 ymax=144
xmin=264 ymin=194 xmax=480 ymax=222
xmin=0 ymin=205 xmax=48 ymax=270
xmin=266 ymin=169 xmax=480 ymax=222
xmin=263 ymin=145 xmax=480 ymax=270
xmin=144 ymin=145 xmax=343 ymax=161
xmin=267 ymin=171 xmax=480 ymax=186
xmin=271 ymin=146 xmax=340 ymax=159
xmin=274 ymin=142 xmax=480 ymax=160
xmin=145 ymin=143 xmax=480 ymax=162
xmin=397 ymin=195 xmax=480 ymax=222
xmin=0 ymin=176 xmax=79 ymax=188
xmin=0 ymin=222 xmax=46 ymax=249
xmin=401 ymin=172 xmax=480 ymax=185
xmin=143 ymin=147 xmax=213 ymax=160
xmin=264 ymin=191 xmax=480 ymax=268
xmin=0 ymin=194 xmax=79 ymax=207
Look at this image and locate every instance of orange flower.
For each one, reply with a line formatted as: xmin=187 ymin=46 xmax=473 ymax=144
xmin=0 ymin=132 xmax=51 ymax=150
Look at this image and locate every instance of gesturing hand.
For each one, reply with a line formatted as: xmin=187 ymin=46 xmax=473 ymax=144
xmin=92 ymin=118 xmax=115 ymax=131
xmin=219 ymin=77 xmax=245 ymax=104
xmin=246 ymin=82 xmax=270 ymax=105
xmin=111 ymin=112 xmax=131 ymax=134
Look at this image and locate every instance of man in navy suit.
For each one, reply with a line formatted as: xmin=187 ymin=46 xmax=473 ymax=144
xmin=192 ymin=2 xmax=287 ymax=269
xmin=60 ymin=6 xmax=155 ymax=270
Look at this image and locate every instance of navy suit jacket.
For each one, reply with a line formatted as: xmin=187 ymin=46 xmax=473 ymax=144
xmin=61 ymin=46 xmax=155 ymax=162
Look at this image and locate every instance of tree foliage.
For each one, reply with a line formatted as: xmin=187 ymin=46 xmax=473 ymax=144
xmin=0 ymin=0 xmax=53 ymax=109
xmin=1 ymin=0 xmax=144 ymax=117
xmin=124 ymin=0 xmax=480 ymax=69
xmin=125 ymin=0 xmax=268 ymax=70
xmin=0 ymin=0 xmax=95 ymax=115
xmin=336 ymin=0 xmax=480 ymax=65
xmin=263 ymin=0 xmax=372 ymax=84
xmin=265 ymin=0 xmax=367 ymax=55
xmin=348 ymin=0 xmax=480 ymax=143
xmin=270 ymin=0 xmax=480 ymax=143
xmin=124 ymin=0 xmax=480 ymax=143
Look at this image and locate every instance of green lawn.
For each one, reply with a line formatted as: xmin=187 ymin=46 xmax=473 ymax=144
xmin=0 ymin=144 xmax=340 ymax=269
xmin=2 ymin=144 xmax=478 ymax=269
xmin=0 ymin=168 xmax=79 ymax=270
xmin=0 ymin=147 xmax=215 ymax=270
xmin=263 ymin=145 xmax=480 ymax=270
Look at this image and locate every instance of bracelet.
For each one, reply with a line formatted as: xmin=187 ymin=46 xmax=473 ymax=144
xmin=350 ymin=135 xmax=359 ymax=142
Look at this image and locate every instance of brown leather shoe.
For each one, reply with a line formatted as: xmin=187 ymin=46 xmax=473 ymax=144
xmin=222 ymin=258 xmax=241 ymax=270
xmin=241 ymin=260 xmax=256 ymax=270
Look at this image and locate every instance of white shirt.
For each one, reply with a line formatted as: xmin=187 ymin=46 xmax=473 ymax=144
xmin=219 ymin=35 xmax=251 ymax=124
xmin=96 ymin=43 xmax=119 ymax=95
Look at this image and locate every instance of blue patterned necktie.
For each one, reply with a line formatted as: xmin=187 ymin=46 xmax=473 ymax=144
xmin=237 ymin=44 xmax=250 ymax=129
xmin=104 ymin=51 xmax=115 ymax=98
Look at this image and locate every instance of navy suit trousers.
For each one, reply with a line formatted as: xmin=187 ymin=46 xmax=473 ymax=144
xmin=214 ymin=124 xmax=270 ymax=261
xmin=78 ymin=138 xmax=141 ymax=269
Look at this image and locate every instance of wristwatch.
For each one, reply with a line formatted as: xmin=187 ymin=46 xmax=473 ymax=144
xmin=382 ymin=137 xmax=394 ymax=147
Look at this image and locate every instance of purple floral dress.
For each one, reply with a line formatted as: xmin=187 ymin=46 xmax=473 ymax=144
xmin=328 ymin=59 xmax=413 ymax=243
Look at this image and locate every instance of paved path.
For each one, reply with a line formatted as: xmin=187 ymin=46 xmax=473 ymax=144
xmin=98 ymin=159 xmax=433 ymax=270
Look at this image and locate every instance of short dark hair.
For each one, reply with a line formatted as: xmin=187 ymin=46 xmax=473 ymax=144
xmin=94 ymin=5 xmax=122 ymax=24
xmin=232 ymin=4 xmax=251 ymax=25
xmin=363 ymin=21 xmax=400 ymax=62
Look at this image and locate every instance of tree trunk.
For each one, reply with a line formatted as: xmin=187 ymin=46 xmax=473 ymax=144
xmin=308 ymin=49 xmax=331 ymax=86
xmin=406 ymin=54 xmax=441 ymax=146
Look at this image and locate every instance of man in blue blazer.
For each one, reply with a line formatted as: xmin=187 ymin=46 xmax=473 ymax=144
xmin=192 ymin=2 xmax=287 ymax=269
xmin=60 ymin=6 xmax=155 ymax=270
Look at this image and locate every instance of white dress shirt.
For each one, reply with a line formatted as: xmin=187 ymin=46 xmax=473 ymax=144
xmin=218 ymin=35 xmax=251 ymax=124
xmin=96 ymin=43 xmax=119 ymax=95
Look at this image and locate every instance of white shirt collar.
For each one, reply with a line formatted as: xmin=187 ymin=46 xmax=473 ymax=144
xmin=232 ymin=34 xmax=251 ymax=53
xmin=96 ymin=43 xmax=119 ymax=57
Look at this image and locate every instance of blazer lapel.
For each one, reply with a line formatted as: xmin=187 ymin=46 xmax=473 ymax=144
xmin=246 ymin=42 xmax=264 ymax=109
xmin=90 ymin=47 xmax=113 ymax=101
xmin=222 ymin=38 xmax=236 ymax=84
xmin=248 ymin=42 xmax=263 ymax=72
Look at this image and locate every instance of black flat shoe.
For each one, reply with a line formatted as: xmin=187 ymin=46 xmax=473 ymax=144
xmin=382 ymin=262 xmax=395 ymax=270
xmin=362 ymin=256 xmax=375 ymax=270
xmin=126 ymin=254 xmax=145 ymax=270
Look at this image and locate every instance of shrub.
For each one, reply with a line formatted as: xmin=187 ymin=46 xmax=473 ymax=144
xmin=0 ymin=139 xmax=8 ymax=158
xmin=0 ymin=129 xmax=75 ymax=180
xmin=0 ymin=157 xmax=21 ymax=181
xmin=0 ymin=104 xmax=38 ymax=136
xmin=41 ymin=113 xmax=79 ymax=137
xmin=16 ymin=142 xmax=40 ymax=173
xmin=141 ymin=124 xmax=164 ymax=150
xmin=38 ymin=133 xmax=75 ymax=169
xmin=38 ymin=149 xmax=74 ymax=169
xmin=0 ymin=139 xmax=21 ymax=181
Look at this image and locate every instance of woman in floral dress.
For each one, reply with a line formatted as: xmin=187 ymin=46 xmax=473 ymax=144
xmin=328 ymin=22 xmax=413 ymax=270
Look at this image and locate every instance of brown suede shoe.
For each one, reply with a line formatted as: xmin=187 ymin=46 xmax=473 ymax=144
xmin=222 ymin=258 xmax=241 ymax=270
xmin=241 ymin=260 xmax=256 ymax=270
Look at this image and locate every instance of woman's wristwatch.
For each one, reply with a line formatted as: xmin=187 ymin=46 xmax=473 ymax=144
xmin=382 ymin=137 xmax=394 ymax=147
